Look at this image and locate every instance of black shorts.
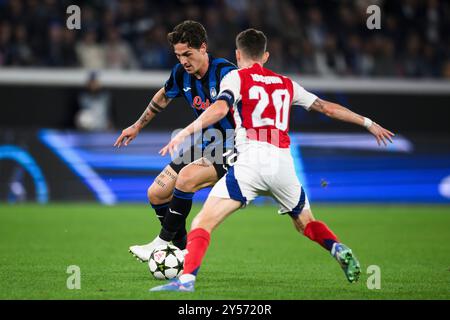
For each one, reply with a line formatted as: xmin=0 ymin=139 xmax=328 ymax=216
xmin=169 ymin=144 xmax=237 ymax=179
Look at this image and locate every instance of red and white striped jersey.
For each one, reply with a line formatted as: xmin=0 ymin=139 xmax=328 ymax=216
xmin=217 ymin=63 xmax=318 ymax=149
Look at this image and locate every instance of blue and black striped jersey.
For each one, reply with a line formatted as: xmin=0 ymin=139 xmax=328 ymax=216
xmin=164 ymin=55 xmax=237 ymax=149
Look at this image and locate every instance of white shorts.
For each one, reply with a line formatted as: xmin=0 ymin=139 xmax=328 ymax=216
xmin=209 ymin=142 xmax=310 ymax=215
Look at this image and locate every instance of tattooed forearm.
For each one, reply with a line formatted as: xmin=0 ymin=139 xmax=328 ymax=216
xmin=137 ymin=107 xmax=153 ymax=129
xmin=135 ymin=88 xmax=171 ymax=130
xmin=149 ymin=100 xmax=164 ymax=114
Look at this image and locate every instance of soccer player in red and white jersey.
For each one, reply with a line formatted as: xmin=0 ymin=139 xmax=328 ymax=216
xmin=151 ymin=29 xmax=394 ymax=292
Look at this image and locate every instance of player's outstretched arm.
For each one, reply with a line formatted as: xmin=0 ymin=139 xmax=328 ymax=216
xmin=310 ymin=98 xmax=395 ymax=146
xmin=159 ymin=100 xmax=229 ymax=156
xmin=114 ymin=88 xmax=172 ymax=147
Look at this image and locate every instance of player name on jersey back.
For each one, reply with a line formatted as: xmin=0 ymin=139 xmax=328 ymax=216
xmin=250 ymin=74 xmax=283 ymax=85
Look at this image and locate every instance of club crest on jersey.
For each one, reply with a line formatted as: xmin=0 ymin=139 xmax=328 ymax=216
xmin=210 ymin=87 xmax=217 ymax=98
xmin=192 ymin=96 xmax=211 ymax=110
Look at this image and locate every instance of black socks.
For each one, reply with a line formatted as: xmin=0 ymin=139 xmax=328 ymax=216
xmin=158 ymin=188 xmax=194 ymax=250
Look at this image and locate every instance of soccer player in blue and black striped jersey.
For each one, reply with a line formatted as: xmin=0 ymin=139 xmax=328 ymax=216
xmin=114 ymin=20 xmax=237 ymax=262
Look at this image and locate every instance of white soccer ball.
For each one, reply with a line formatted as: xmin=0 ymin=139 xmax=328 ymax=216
xmin=148 ymin=244 xmax=184 ymax=280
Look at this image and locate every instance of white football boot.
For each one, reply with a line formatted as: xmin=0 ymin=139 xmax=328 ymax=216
xmin=129 ymin=237 xmax=168 ymax=262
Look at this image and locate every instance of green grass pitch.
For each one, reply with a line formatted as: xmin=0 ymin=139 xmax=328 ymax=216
xmin=0 ymin=204 xmax=449 ymax=300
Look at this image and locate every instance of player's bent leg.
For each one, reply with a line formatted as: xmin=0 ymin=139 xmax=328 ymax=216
xmin=147 ymin=166 xmax=178 ymax=227
xmin=290 ymin=208 xmax=361 ymax=283
xmin=160 ymin=158 xmax=219 ymax=250
xmin=191 ymin=196 xmax=241 ymax=232
xmin=176 ymin=158 xmax=219 ymax=193
xmin=147 ymin=165 xmax=178 ymax=206
xmin=290 ymin=208 xmax=315 ymax=234
xmin=129 ymin=165 xmax=178 ymax=262
xmin=150 ymin=197 xmax=241 ymax=293
xmin=183 ymin=197 xmax=240 ymax=276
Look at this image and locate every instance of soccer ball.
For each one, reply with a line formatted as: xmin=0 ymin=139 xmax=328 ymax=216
xmin=148 ymin=244 xmax=184 ymax=280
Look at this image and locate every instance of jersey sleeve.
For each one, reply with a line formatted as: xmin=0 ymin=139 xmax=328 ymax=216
xmin=217 ymin=69 xmax=241 ymax=108
xmin=219 ymin=63 xmax=237 ymax=81
xmin=164 ymin=64 xmax=183 ymax=98
xmin=291 ymin=80 xmax=318 ymax=110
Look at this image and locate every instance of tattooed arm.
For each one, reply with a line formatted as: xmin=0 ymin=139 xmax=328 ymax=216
xmin=114 ymin=88 xmax=172 ymax=147
xmin=310 ymin=98 xmax=395 ymax=146
xmin=135 ymin=88 xmax=170 ymax=130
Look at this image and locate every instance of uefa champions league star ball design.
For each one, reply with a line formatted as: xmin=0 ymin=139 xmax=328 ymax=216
xmin=148 ymin=244 xmax=184 ymax=280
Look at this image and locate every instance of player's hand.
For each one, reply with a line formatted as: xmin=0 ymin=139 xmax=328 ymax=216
xmin=114 ymin=124 xmax=140 ymax=148
xmin=367 ymin=122 xmax=395 ymax=146
xmin=159 ymin=131 xmax=187 ymax=157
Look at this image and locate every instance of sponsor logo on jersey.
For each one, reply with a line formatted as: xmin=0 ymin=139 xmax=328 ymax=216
xmin=192 ymin=96 xmax=211 ymax=110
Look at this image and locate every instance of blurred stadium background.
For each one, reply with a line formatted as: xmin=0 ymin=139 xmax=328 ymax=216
xmin=1 ymin=0 xmax=449 ymax=204
xmin=0 ymin=0 xmax=449 ymax=300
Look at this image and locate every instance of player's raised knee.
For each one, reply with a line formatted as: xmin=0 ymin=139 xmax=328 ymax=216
xmin=147 ymin=185 xmax=157 ymax=203
xmin=175 ymin=170 xmax=198 ymax=193
xmin=148 ymin=184 xmax=169 ymax=204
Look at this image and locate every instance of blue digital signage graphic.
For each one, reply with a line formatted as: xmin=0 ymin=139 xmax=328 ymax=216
xmin=39 ymin=130 xmax=450 ymax=204
xmin=0 ymin=145 xmax=48 ymax=203
xmin=290 ymin=134 xmax=450 ymax=203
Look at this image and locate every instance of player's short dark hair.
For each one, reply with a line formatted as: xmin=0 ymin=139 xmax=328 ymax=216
xmin=236 ymin=28 xmax=267 ymax=59
xmin=167 ymin=20 xmax=207 ymax=49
